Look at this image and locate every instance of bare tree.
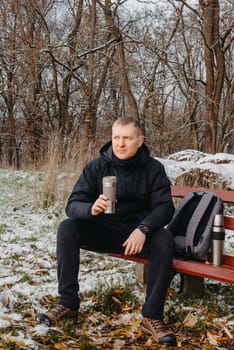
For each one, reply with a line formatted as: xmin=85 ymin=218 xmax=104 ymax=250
xmin=199 ymin=0 xmax=225 ymax=152
xmin=97 ymin=0 xmax=139 ymax=117
xmin=0 ymin=1 xmax=23 ymax=167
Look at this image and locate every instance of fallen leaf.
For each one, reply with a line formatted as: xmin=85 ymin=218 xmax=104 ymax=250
xmin=121 ymin=305 xmax=133 ymax=312
xmin=183 ymin=313 xmax=198 ymax=328
xmin=221 ymin=326 xmax=233 ymax=339
xmin=35 ymin=269 xmax=49 ymax=276
xmin=54 ymin=343 xmax=69 ymax=350
xmin=112 ymin=296 xmax=122 ymax=304
xmin=112 ymin=289 xmax=124 ymax=294
xmin=207 ymin=331 xmax=218 ymax=345
xmin=113 ymin=339 xmax=125 ymax=349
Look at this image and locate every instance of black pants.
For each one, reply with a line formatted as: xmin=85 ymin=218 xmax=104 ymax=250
xmin=56 ymin=218 xmax=175 ymax=320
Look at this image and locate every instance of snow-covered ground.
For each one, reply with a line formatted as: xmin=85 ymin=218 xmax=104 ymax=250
xmin=0 ymin=150 xmax=233 ymax=348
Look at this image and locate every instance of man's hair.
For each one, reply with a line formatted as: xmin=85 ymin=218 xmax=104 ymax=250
xmin=112 ymin=117 xmax=143 ymax=136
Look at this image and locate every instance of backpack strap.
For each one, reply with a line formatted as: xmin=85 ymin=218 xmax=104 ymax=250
xmin=167 ymin=191 xmax=195 ymax=231
xmin=185 ymin=191 xmax=216 ymax=257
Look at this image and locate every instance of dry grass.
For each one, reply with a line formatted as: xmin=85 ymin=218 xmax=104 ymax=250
xmin=39 ymin=133 xmax=95 ymax=209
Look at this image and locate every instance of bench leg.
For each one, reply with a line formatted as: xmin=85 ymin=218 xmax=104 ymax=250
xmin=135 ymin=265 xmax=205 ymax=298
xmin=135 ymin=263 xmax=147 ymax=284
xmin=181 ymin=274 xmax=205 ymax=298
xmin=136 ymin=264 xmax=205 ymax=298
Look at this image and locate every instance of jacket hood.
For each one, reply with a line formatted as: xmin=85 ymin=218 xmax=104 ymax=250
xmin=100 ymin=140 xmax=150 ymax=168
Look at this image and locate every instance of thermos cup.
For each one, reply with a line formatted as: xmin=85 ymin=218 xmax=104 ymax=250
xmin=211 ymin=214 xmax=225 ymax=266
xmin=102 ymin=176 xmax=117 ymax=214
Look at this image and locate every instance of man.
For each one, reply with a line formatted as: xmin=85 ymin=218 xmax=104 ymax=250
xmin=37 ymin=117 xmax=177 ymax=346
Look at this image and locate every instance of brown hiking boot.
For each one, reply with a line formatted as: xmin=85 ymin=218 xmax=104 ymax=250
xmin=142 ymin=317 xmax=177 ymax=346
xmin=37 ymin=304 xmax=78 ymax=326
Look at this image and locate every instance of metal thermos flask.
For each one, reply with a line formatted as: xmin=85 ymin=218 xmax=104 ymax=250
xmin=211 ymin=214 xmax=225 ymax=266
xmin=102 ymin=176 xmax=117 ymax=214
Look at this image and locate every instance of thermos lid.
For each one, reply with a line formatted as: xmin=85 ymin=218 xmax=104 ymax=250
xmin=102 ymin=176 xmax=117 ymax=187
xmin=103 ymin=176 xmax=117 ymax=183
xmin=213 ymin=214 xmax=224 ymax=227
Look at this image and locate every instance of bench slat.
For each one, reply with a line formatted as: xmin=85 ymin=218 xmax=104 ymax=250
xmin=109 ymin=253 xmax=234 ymax=284
xmin=224 ymin=216 xmax=234 ymax=230
xmin=173 ymin=259 xmax=234 ymax=284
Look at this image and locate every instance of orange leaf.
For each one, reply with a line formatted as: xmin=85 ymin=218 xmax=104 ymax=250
xmin=112 ymin=289 xmax=124 ymax=294
xmin=54 ymin=343 xmax=69 ymax=350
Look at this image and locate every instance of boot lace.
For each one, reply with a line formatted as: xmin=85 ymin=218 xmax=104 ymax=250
xmin=50 ymin=304 xmax=67 ymax=317
xmin=150 ymin=319 xmax=168 ymax=332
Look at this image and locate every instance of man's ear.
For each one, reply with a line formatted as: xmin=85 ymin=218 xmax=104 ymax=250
xmin=138 ymin=135 xmax=144 ymax=147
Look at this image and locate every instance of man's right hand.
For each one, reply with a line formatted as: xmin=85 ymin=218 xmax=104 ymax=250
xmin=91 ymin=194 xmax=108 ymax=216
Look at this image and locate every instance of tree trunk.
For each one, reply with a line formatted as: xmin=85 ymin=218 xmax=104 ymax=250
xmin=199 ymin=0 xmax=225 ymax=153
xmin=98 ymin=0 xmax=139 ymax=117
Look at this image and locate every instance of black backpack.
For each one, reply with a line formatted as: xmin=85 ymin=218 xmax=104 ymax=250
xmin=167 ymin=191 xmax=224 ymax=261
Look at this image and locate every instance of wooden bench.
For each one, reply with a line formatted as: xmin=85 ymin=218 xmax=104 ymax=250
xmin=109 ymin=186 xmax=234 ymax=297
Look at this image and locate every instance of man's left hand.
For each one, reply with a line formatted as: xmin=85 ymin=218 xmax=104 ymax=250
xmin=122 ymin=228 xmax=146 ymax=255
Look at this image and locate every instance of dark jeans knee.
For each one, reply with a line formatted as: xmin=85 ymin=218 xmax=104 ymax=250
xmin=148 ymin=228 xmax=175 ymax=258
xmin=58 ymin=218 xmax=78 ymax=234
xmin=57 ymin=218 xmax=81 ymax=250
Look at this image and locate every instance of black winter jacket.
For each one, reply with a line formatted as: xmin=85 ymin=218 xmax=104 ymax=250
xmin=66 ymin=141 xmax=175 ymax=235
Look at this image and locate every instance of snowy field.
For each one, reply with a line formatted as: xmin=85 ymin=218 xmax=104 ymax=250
xmin=0 ymin=150 xmax=233 ymax=348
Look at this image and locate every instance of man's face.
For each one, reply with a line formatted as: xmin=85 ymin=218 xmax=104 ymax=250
xmin=112 ymin=123 xmax=144 ymax=160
